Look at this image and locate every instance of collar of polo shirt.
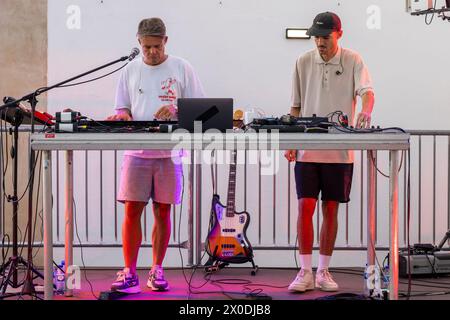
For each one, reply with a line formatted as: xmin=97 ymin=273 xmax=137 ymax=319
xmin=314 ymin=46 xmax=342 ymax=65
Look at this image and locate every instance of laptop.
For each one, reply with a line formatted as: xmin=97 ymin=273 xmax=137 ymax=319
xmin=177 ymin=98 xmax=233 ymax=132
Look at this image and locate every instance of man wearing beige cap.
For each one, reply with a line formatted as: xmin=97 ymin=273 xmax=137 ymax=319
xmin=285 ymin=12 xmax=375 ymax=293
xmin=108 ymin=17 xmax=205 ymax=293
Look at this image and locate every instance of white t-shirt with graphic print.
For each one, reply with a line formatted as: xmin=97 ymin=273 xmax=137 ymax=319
xmin=115 ymin=55 xmax=205 ymax=158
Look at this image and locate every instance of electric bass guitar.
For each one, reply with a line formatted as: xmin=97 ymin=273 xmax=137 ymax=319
xmin=206 ymin=150 xmax=254 ymax=264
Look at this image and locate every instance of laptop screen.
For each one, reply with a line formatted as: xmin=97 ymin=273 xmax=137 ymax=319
xmin=177 ymin=98 xmax=233 ymax=133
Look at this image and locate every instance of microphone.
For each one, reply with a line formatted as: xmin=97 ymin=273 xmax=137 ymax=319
xmin=3 ymin=96 xmax=28 ymax=111
xmin=3 ymin=96 xmax=16 ymax=104
xmin=128 ymin=47 xmax=140 ymax=61
xmin=1 ymin=97 xmax=24 ymax=126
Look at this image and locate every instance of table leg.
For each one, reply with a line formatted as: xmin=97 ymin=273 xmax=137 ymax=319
xmin=195 ymin=151 xmax=202 ymax=265
xmin=188 ymin=151 xmax=194 ymax=266
xmin=366 ymin=150 xmax=377 ymax=295
xmin=389 ymin=150 xmax=400 ymax=300
xmin=65 ymin=150 xmax=73 ymax=297
xmin=43 ymin=150 xmax=53 ymax=300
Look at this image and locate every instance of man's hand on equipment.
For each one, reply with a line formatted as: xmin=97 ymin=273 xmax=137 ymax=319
xmin=284 ymin=150 xmax=297 ymax=162
xmin=356 ymin=112 xmax=371 ymax=129
xmin=154 ymin=104 xmax=177 ymax=121
xmin=106 ymin=113 xmax=132 ymax=121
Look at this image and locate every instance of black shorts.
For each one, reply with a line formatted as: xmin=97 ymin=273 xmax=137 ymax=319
xmin=294 ymin=162 xmax=354 ymax=203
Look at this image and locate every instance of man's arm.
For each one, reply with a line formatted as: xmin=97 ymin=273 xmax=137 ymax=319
xmin=290 ymin=106 xmax=300 ymax=117
xmin=284 ymin=105 xmax=301 ymax=162
xmin=107 ymin=107 xmax=132 ymax=121
xmin=109 ymin=67 xmax=132 ymax=121
xmin=356 ymin=91 xmax=375 ymax=129
xmin=285 ymin=59 xmax=301 ymax=162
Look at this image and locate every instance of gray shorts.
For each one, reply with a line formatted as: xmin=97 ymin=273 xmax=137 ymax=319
xmin=118 ymin=155 xmax=182 ymax=205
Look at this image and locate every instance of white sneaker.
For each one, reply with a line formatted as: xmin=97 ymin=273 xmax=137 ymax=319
xmin=315 ymin=268 xmax=339 ymax=291
xmin=288 ymin=269 xmax=314 ymax=292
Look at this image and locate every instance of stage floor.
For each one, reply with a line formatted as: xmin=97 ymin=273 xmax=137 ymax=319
xmin=10 ymin=267 xmax=449 ymax=300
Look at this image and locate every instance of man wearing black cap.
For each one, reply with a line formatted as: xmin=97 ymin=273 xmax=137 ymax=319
xmin=285 ymin=12 xmax=375 ymax=293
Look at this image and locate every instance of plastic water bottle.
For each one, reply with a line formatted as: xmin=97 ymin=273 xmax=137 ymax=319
xmin=363 ymin=263 xmax=371 ymax=296
xmin=54 ymin=260 xmax=65 ymax=295
xmin=364 ymin=264 xmax=382 ymax=297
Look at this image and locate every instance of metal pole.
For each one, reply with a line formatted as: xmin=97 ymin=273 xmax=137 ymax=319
xmin=187 ymin=152 xmax=194 ymax=266
xmin=367 ymin=151 xmax=377 ymax=262
xmin=389 ymin=150 xmax=400 ymax=300
xmin=12 ymin=124 xmax=19 ymax=286
xmin=64 ymin=151 xmax=73 ymax=297
xmin=43 ymin=150 xmax=53 ymax=300
xmin=366 ymin=150 xmax=377 ymax=295
xmin=195 ymin=151 xmax=202 ymax=265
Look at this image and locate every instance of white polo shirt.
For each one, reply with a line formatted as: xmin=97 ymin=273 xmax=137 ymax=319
xmin=291 ymin=47 xmax=374 ymax=163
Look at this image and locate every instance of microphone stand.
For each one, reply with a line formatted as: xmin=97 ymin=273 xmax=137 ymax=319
xmin=0 ymin=107 xmax=34 ymax=299
xmin=0 ymin=52 xmax=133 ymax=299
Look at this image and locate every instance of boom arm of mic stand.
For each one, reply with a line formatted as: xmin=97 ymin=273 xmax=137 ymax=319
xmin=0 ymin=54 xmax=129 ymax=132
xmin=25 ymin=55 xmax=129 ymax=133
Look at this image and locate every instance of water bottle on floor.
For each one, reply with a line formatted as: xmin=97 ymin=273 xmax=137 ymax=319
xmin=54 ymin=260 xmax=65 ymax=295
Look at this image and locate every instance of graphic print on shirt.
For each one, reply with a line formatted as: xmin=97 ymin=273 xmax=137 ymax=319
xmin=159 ymin=77 xmax=178 ymax=103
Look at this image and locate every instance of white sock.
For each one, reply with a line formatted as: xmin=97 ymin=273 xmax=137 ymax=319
xmin=318 ymin=255 xmax=331 ymax=271
xmin=299 ymin=254 xmax=312 ymax=271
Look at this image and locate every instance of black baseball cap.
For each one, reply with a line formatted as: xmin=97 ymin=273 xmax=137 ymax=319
xmin=306 ymin=12 xmax=341 ymax=37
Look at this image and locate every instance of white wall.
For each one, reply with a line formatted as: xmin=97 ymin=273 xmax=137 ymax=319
xmin=47 ymin=0 xmax=450 ymax=268
xmin=48 ymin=0 xmax=450 ymax=128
